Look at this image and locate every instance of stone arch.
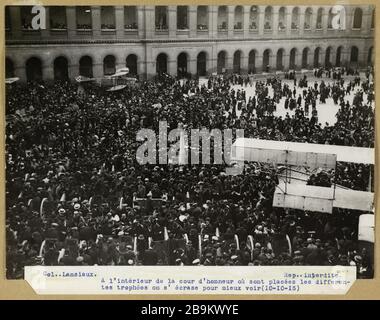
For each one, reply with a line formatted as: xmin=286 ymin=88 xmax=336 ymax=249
xmin=313 ymin=47 xmax=321 ymax=67
xmin=103 ymin=55 xmax=116 ymax=75
xmin=26 ymin=56 xmax=43 ymax=81
xmin=79 ymin=55 xmax=93 ymax=77
xmin=289 ymin=48 xmax=297 ymax=70
xmin=276 ymin=48 xmax=284 ymax=70
xmin=6 ymin=57 xmax=15 ymax=78
xmin=177 ymin=52 xmax=189 ymax=77
xmin=54 ymin=56 xmax=69 ymax=80
xmin=325 ymin=47 xmax=332 ymax=67
xmin=350 ymin=46 xmax=359 ymax=63
xmin=367 ymin=46 xmax=374 ymax=66
xmin=126 ymin=54 xmax=138 ymax=75
xmin=263 ymin=49 xmax=272 ymax=71
xmin=156 ymin=52 xmax=168 ymax=74
xmin=302 ymin=47 xmax=309 ymax=68
xmin=353 ymin=7 xmax=363 ymax=29
xmin=233 ymin=50 xmax=243 ymax=73
xmin=248 ymin=49 xmax=256 ymax=73
xmin=217 ymin=50 xmax=227 ymax=73
xmin=336 ymin=46 xmax=343 ymax=67
xmin=197 ymin=51 xmax=207 ymax=76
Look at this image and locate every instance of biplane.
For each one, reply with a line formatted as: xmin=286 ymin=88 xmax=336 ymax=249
xmin=75 ymin=67 xmax=137 ymax=92
xmin=231 ymin=137 xmax=375 ymax=246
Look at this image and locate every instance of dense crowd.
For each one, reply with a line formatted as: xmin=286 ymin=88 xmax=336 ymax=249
xmin=6 ymin=67 xmax=374 ymax=279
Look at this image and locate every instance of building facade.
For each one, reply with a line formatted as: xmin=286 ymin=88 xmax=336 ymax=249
xmin=5 ymin=5 xmax=375 ymax=82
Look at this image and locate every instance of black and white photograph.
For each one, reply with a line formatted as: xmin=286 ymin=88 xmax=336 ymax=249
xmin=5 ymin=4 xmax=375 ymax=280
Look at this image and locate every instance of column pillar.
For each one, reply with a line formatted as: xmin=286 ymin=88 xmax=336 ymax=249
xmin=310 ymin=8 xmax=316 ymax=32
xmin=241 ymin=54 xmax=249 ymax=74
xmin=286 ymin=7 xmax=292 ymax=36
xmin=255 ymin=54 xmax=262 ymax=72
xmin=243 ymin=6 xmax=250 ymax=38
xmin=258 ymin=6 xmax=265 ymax=36
xmin=115 ymin=6 xmax=124 ymax=39
xmin=307 ymin=50 xmax=314 ymax=69
xmin=209 ymin=46 xmax=217 ymax=73
xmin=283 ymin=52 xmax=290 ymax=70
xmin=227 ymin=6 xmax=234 ymax=38
xmin=319 ymin=49 xmax=326 ymax=67
xmin=144 ymin=6 xmax=154 ymax=38
xmin=329 ymin=48 xmax=337 ymax=67
xmin=189 ymin=58 xmax=197 ymax=75
xmin=41 ymin=7 xmax=50 ymax=38
xmin=137 ymin=6 xmax=145 ymax=38
xmin=91 ymin=6 xmax=101 ymax=37
xmin=115 ymin=55 xmax=124 ymax=71
xmin=299 ymin=7 xmax=305 ymax=36
xmin=168 ymin=6 xmax=177 ymax=37
xmin=93 ymin=56 xmax=103 ymax=79
xmin=322 ymin=7 xmax=328 ymax=35
xmin=68 ymin=63 xmax=78 ymax=79
xmin=168 ymin=59 xmax=177 ymax=76
xmin=42 ymin=64 xmax=54 ymax=81
xmin=209 ymin=6 xmax=217 ymax=38
xmin=345 ymin=6 xmax=353 ymax=36
xmin=362 ymin=7 xmax=372 ymax=34
xmin=226 ymin=54 xmax=233 ymax=73
xmin=14 ymin=59 xmax=26 ymax=82
xmin=189 ymin=6 xmax=197 ymax=38
xmin=137 ymin=59 xmax=145 ymax=79
xmin=66 ymin=6 xmax=76 ymax=38
xmin=269 ymin=53 xmax=276 ymax=71
xmin=9 ymin=6 xmax=22 ymax=38
xmin=296 ymin=51 xmax=303 ymax=70
xmin=272 ymin=6 xmax=279 ymax=36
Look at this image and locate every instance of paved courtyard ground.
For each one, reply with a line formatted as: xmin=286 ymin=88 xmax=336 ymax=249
xmin=199 ymin=72 xmax=373 ymax=128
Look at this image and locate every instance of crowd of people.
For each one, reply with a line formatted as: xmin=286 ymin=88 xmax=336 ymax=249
xmin=5 ymin=66 xmax=374 ymax=279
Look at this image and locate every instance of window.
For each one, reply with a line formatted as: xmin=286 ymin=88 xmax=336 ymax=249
xmin=197 ymin=6 xmax=208 ymax=30
xmin=353 ymin=8 xmax=363 ymax=29
xmin=101 ymin=6 xmax=115 ymax=30
xmin=304 ymin=8 xmax=312 ymax=29
xmin=155 ymin=6 xmax=168 ymax=30
xmin=234 ymin=6 xmax=243 ymax=30
xmin=327 ymin=8 xmax=334 ymax=29
xmin=124 ymin=6 xmax=137 ymax=29
xmin=249 ymin=6 xmax=258 ymax=30
xmin=316 ymin=8 xmax=323 ymax=29
xmin=177 ymin=6 xmax=188 ymax=30
xmin=291 ymin=7 xmax=300 ymax=30
xmin=264 ymin=7 xmax=273 ymax=30
xmin=76 ymin=6 xmax=92 ymax=30
xmin=5 ymin=6 xmax=11 ymax=30
xmin=50 ymin=6 xmax=67 ymax=29
xmin=21 ymin=6 xmax=37 ymax=30
xmin=278 ymin=7 xmax=286 ymax=31
xmin=218 ymin=6 xmax=227 ymax=30
xmin=103 ymin=55 xmax=116 ymax=75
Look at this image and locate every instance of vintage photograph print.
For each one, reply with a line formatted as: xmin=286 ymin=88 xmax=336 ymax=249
xmin=4 ymin=4 xmax=375 ymax=283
